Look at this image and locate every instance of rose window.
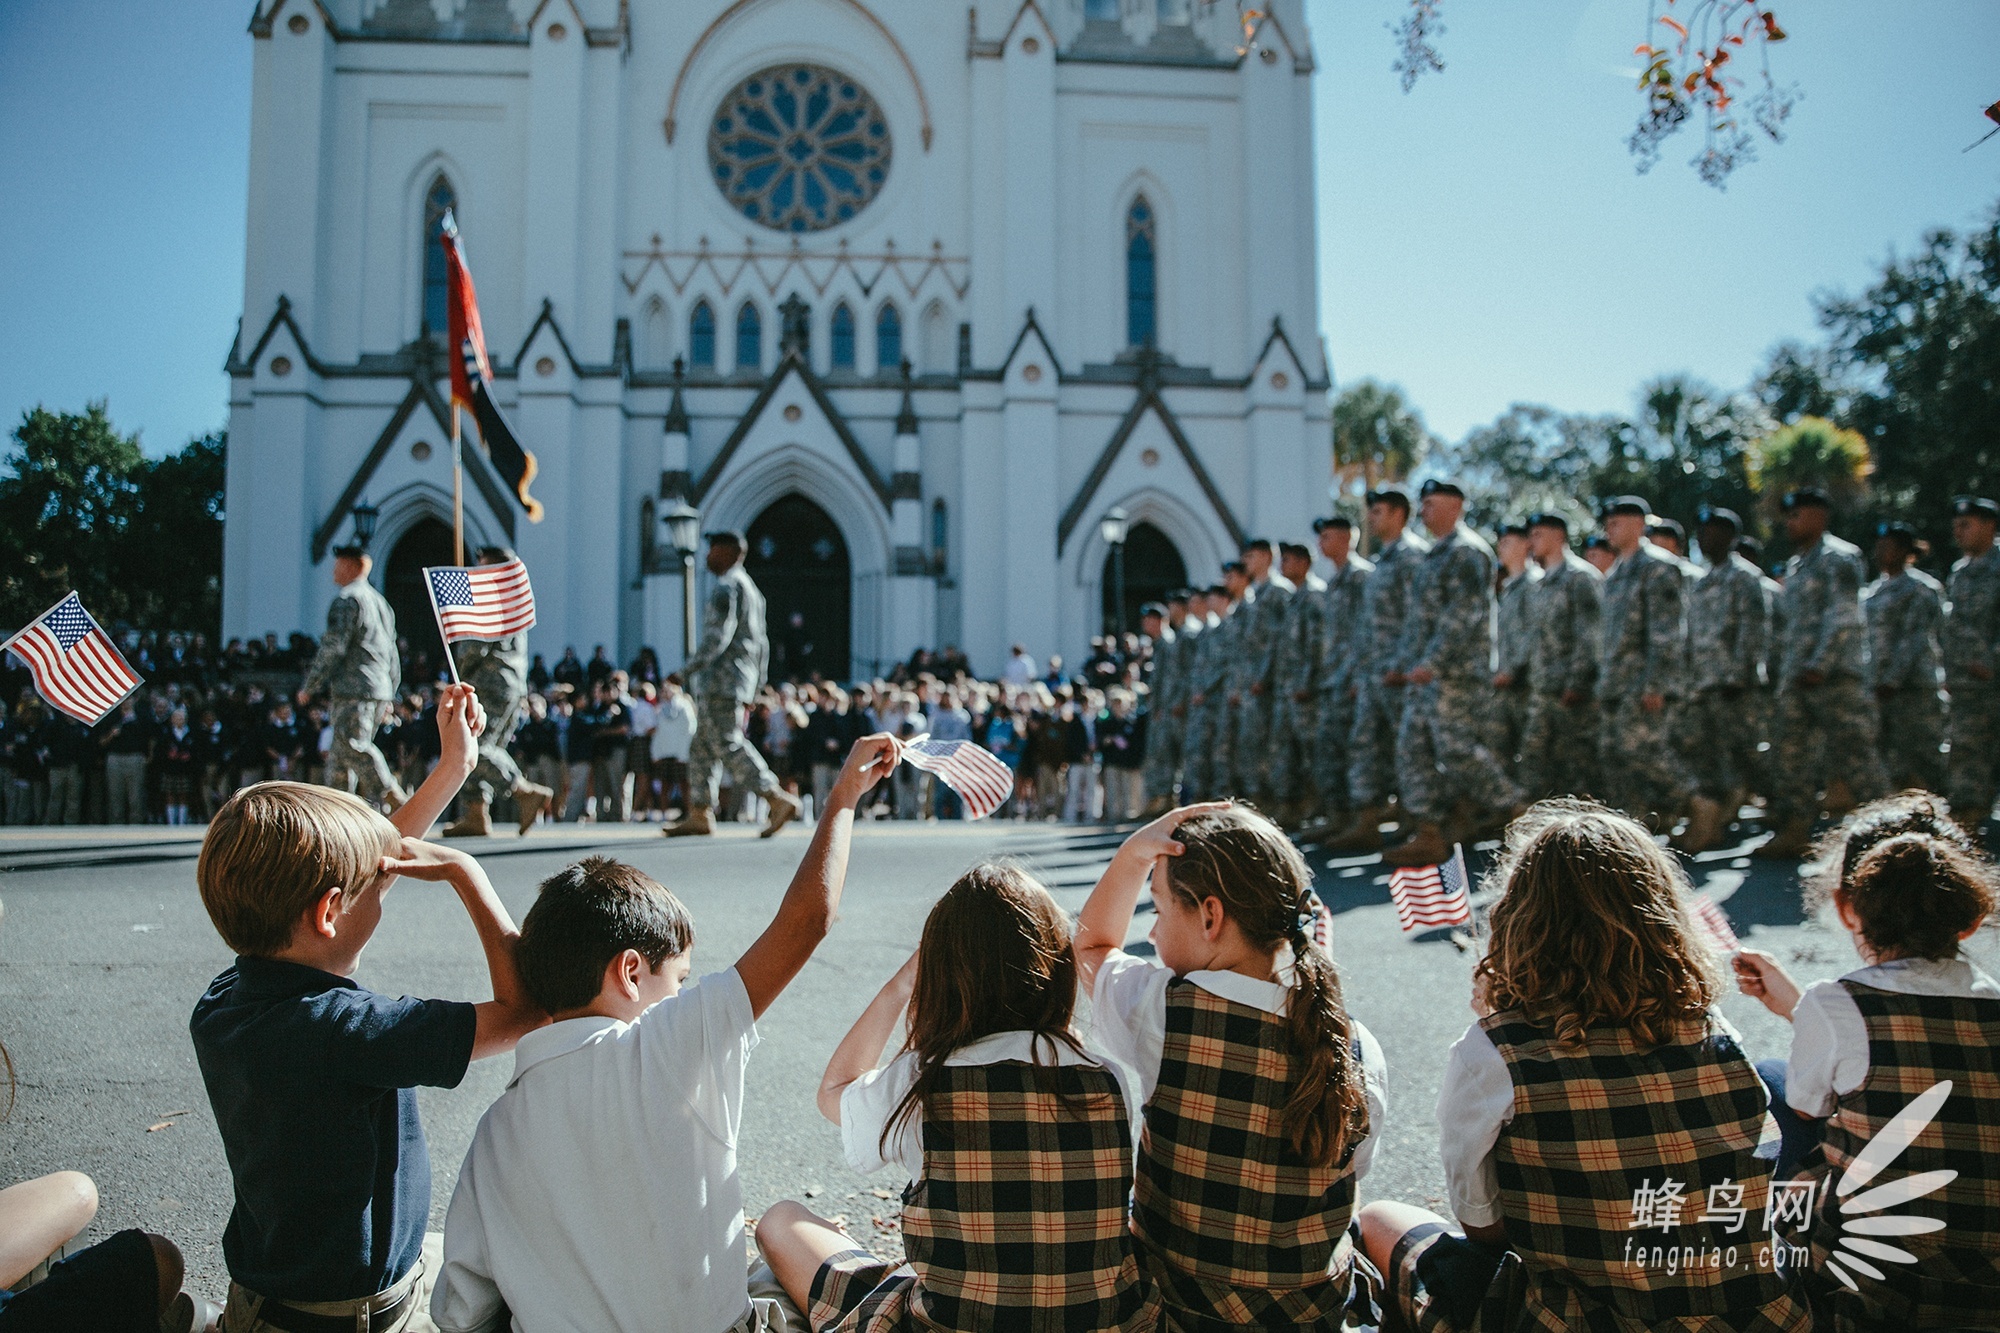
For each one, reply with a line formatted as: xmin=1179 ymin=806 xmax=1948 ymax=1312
xmin=708 ymin=65 xmax=891 ymax=233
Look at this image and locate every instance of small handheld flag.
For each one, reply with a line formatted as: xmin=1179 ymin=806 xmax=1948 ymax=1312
xmin=899 ymin=734 xmax=1014 ymax=820
xmin=1691 ymin=893 xmax=1741 ymax=955
xmin=1 ymin=593 xmax=144 ymax=724
xmin=1387 ymin=844 xmax=1472 ymax=932
xmin=425 ymin=559 xmax=537 ymax=659
xmin=440 ymin=211 xmax=543 ymax=522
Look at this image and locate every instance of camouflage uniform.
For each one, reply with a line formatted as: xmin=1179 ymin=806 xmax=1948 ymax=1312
xmin=1228 ymin=576 xmax=1294 ymax=802
xmin=1750 ymin=569 xmax=1785 ymax=799
xmin=1140 ymin=622 xmax=1180 ymax=806
xmin=301 ymin=577 xmax=403 ymax=805
xmin=1345 ymin=532 xmax=1429 ymax=809
xmin=1770 ymin=533 xmax=1886 ymax=825
xmin=1483 ymin=565 xmax=1539 ymax=777
xmin=1946 ymin=546 xmax=2000 ymax=820
xmin=685 ymin=564 xmax=781 ymax=811
xmin=453 ymin=632 xmax=529 ymax=803
xmin=1519 ymin=551 xmax=1602 ymax=799
xmin=1182 ymin=609 xmax=1233 ymax=800
xmin=1269 ymin=572 xmax=1326 ymax=807
xmin=1313 ymin=555 xmax=1371 ymax=816
xmin=1865 ymin=566 xmax=1947 ymax=793
xmin=1596 ymin=544 xmax=1694 ymax=820
xmin=1683 ymin=552 xmax=1768 ymax=804
xmin=1394 ymin=524 xmax=1524 ymax=824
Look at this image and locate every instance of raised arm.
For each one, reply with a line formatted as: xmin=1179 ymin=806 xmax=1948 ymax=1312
xmin=380 ymin=838 xmax=543 ymax=1060
xmin=818 ymin=951 xmax=919 ymax=1124
xmin=392 ymin=683 xmax=487 ymax=839
xmin=735 ymin=732 xmax=900 ymax=1018
xmin=1073 ymin=802 xmax=1227 ymax=992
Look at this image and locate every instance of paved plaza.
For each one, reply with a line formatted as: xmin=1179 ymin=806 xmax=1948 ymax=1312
xmin=2 ymin=815 xmax=1994 ymax=1300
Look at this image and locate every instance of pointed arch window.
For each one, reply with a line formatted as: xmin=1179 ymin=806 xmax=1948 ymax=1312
xmin=830 ymin=303 xmax=857 ymax=371
xmin=876 ymin=304 xmax=902 ymax=376
xmin=689 ymin=301 xmax=716 ymax=369
xmin=640 ymin=297 xmax=672 ymax=370
xmin=421 ymin=175 xmax=456 ymax=338
xmin=736 ymin=302 xmax=763 ymax=373
xmin=1126 ymin=197 xmax=1157 ymax=349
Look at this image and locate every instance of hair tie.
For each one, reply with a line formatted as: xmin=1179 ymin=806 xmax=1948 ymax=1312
xmin=1294 ymin=888 xmax=1325 ymax=945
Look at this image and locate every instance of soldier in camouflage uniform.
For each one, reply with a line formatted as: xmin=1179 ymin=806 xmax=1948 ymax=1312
xmin=1269 ymin=542 xmax=1326 ymax=825
xmin=1759 ymin=487 xmax=1888 ymax=858
xmin=1311 ymin=518 xmax=1370 ymax=827
xmin=1182 ymin=580 xmax=1239 ymax=800
xmin=442 ymin=546 xmax=555 ymax=836
xmin=1327 ymin=489 xmax=1429 ymax=852
xmin=1518 ymin=512 xmax=1601 ymax=800
xmin=1946 ymin=496 xmax=2000 ymax=830
xmin=1384 ymin=480 xmax=1526 ymax=868
xmin=1485 ymin=523 xmax=1538 ymax=781
xmin=1676 ymin=508 xmax=1769 ymax=852
xmin=1865 ymin=521 xmax=1947 ymax=794
xmin=1735 ymin=534 xmax=1785 ymax=804
xmin=664 ymin=530 xmax=802 ymax=838
xmin=1139 ymin=596 xmax=1182 ymax=814
xmin=1228 ymin=540 xmax=1293 ymax=805
xmin=1595 ymin=497 xmax=1695 ymax=828
xmin=1160 ymin=589 xmax=1207 ymax=808
xmin=298 ymin=544 xmax=407 ymax=809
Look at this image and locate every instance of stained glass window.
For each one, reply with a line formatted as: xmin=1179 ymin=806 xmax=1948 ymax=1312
xmin=876 ymin=304 xmax=901 ymax=375
xmin=422 ymin=175 xmax=455 ymax=337
xmin=690 ymin=301 xmax=716 ymax=369
xmin=1127 ymin=197 xmax=1157 ymax=348
xmin=830 ymin=303 xmax=856 ymax=370
xmin=736 ymin=302 xmax=762 ymax=373
xmin=709 ymin=64 xmax=892 ymax=234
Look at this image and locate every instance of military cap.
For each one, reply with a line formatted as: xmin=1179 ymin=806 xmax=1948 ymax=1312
xmin=1601 ymin=495 xmax=1651 ymax=519
xmin=1876 ymin=520 xmax=1919 ymax=546
xmin=1780 ymin=487 xmax=1831 ymax=511
xmin=1139 ymin=602 xmax=1168 ymax=620
xmin=1583 ymin=534 xmax=1613 ymax=551
xmin=1312 ymin=515 xmax=1353 ymax=532
xmin=1241 ymin=537 xmax=1273 ymax=554
xmin=476 ymin=544 xmax=516 ymax=564
xmin=331 ymin=544 xmax=367 ymax=560
xmin=1364 ymin=486 xmax=1411 ymax=510
xmin=1647 ymin=515 xmax=1686 ymax=543
xmin=1205 ymin=584 xmax=1228 ymax=598
xmin=1734 ymin=535 xmax=1764 ymax=562
xmin=1696 ymin=505 xmax=1743 ymax=534
xmin=1278 ymin=541 xmax=1312 ymax=561
xmin=1418 ymin=478 xmax=1466 ymax=500
xmin=1165 ymin=588 xmax=1192 ymax=603
xmin=1952 ymin=495 xmax=2000 ymax=522
xmin=1526 ymin=511 xmax=1569 ymax=532
xmin=1497 ymin=521 xmax=1529 ymax=538
xmin=704 ymin=528 xmax=747 ymax=546
xmin=1222 ymin=560 xmax=1247 ymax=576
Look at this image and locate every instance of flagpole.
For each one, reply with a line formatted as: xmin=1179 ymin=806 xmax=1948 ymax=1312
xmin=424 ymin=569 xmax=464 ymax=687
xmin=451 ymin=403 xmax=465 ymax=567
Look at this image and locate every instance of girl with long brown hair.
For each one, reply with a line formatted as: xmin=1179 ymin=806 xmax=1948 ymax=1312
xmin=1072 ymin=803 xmax=1386 ymax=1332
xmin=755 ymin=862 xmax=1157 ymax=1333
xmin=1358 ymin=800 xmax=1808 ymax=1333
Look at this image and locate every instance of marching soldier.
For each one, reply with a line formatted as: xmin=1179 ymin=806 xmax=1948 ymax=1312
xmin=1139 ymin=597 xmax=1181 ymax=813
xmin=1384 ymin=480 xmax=1525 ymax=868
xmin=1865 ymin=521 xmax=1946 ymax=793
xmin=1736 ymin=533 xmax=1786 ymax=805
xmin=1759 ymin=487 xmax=1887 ymax=859
xmin=299 ymin=543 xmax=407 ymax=810
xmin=1518 ymin=512 xmax=1601 ymax=800
xmin=1312 ymin=517 xmax=1371 ymax=828
xmin=1946 ymin=495 xmax=2000 ymax=832
xmin=1595 ymin=496 xmax=1696 ymax=829
xmin=664 ymin=530 xmax=802 ymax=838
xmin=1270 ymin=542 xmax=1326 ymax=826
xmin=1182 ymin=580 xmax=1238 ymax=800
xmin=1486 ymin=522 xmax=1538 ymax=780
xmin=1161 ymin=588 xmax=1206 ymax=808
xmin=1327 ymin=489 xmax=1429 ymax=852
xmin=1229 ymin=540 xmax=1293 ymax=805
xmin=1679 ymin=508 xmax=1767 ymax=852
xmin=443 ymin=545 xmax=555 ymax=837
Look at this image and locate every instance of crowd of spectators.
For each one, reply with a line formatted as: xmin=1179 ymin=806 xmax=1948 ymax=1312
xmin=0 ymin=628 xmax=1160 ymax=827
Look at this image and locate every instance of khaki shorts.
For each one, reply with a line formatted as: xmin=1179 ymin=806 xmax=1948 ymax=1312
xmin=222 ymin=1232 xmax=442 ymax=1333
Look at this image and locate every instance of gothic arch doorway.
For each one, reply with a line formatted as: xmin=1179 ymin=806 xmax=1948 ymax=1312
xmin=382 ymin=517 xmax=455 ymax=675
xmin=1101 ymin=520 xmax=1187 ymax=635
xmin=748 ymin=494 xmax=851 ymax=681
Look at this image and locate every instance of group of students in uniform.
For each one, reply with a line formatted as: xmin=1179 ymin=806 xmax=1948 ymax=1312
xmin=1138 ymin=484 xmax=2000 ymax=867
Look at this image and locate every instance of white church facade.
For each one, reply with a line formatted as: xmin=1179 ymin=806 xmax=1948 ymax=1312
xmin=224 ymin=0 xmax=1332 ymax=679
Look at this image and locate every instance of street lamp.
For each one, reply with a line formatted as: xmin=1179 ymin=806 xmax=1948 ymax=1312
xmin=1099 ymin=506 xmax=1129 ymax=636
xmin=351 ymin=501 xmax=379 ymax=551
xmin=663 ymin=500 xmax=701 ymax=661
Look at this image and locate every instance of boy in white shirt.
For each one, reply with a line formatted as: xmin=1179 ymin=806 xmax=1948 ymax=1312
xmin=432 ymin=733 xmax=899 ymax=1333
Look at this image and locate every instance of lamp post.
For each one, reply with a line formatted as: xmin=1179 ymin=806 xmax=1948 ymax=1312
xmin=351 ymin=501 xmax=379 ymax=552
xmin=1099 ymin=506 xmax=1129 ymax=636
xmin=664 ymin=500 xmax=701 ymax=662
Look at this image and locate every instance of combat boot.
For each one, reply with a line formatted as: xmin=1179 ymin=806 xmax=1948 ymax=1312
xmin=512 ymin=781 xmax=553 ymax=834
xmin=1382 ymin=822 xmax=1450 ymax=868
xmin=1753 ymin=817 xmax=1813 ymax=860
xmin=760 ymin=788 xmax=803 ymax=839
xmin=1673 ymin=796 xmax=1729 ymax=855
xmin=1323 ymin=805 xmax=1387 ymax=853
xmin=663 ymin=807 xmax=715 ymax=837
xmin=444 ymin=800 xmax=491 ymax=838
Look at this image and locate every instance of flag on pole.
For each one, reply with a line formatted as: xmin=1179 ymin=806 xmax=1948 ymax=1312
xmin=1387 ymin=844 xmax=1473 ymax=932
xmin=1690 ymin=893 xmax=1741 ymax=955
xmin=1 ymin=593 xmax=143 ymax=724
xmin=440 ymin=210 xmax=543 ymax=522
xmin=900 ymin=735 xmax=1014 ymax=820
xmin=424 ymin=558 xmax=537 ymax=645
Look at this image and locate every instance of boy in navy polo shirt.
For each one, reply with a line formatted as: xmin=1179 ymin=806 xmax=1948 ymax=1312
xmin=190 ymin=684 xmax=544 ymax=1333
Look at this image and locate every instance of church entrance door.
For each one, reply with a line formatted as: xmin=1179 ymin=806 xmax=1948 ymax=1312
xmin=382 ymin=516 xmax=455 ymax=679
xmin=1101 ymin=520 xmax=1188 ymax=636
xmin=747 ymin=495 xmax=851 ymax=682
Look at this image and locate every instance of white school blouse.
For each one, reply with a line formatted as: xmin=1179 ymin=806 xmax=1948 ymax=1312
xmin=1784 ymin=956 xmax=2000 ymax=1117
xmin=1087 ymin=949 xmax=1388 ymax=1182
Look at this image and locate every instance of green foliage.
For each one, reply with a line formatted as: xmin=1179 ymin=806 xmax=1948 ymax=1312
xmin=1332 ymin=379 xmax=1434 ymax=483
xmin=1745 ymin=416 xmax=1870 ymax=510
xmin=0 ymin=405 xmax=225 ymax=633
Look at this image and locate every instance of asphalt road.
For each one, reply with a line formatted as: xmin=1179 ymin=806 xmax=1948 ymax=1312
xmin=2 ymin=812 xmax=1993 ymax=1304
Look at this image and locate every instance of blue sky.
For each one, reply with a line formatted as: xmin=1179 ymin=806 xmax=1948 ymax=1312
xmin=1 ymin=0 xmax=1996 ymax=453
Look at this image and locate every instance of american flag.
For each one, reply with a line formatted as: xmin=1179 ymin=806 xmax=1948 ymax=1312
xmin=424 ymin=558 xmax=537 ymax=644
xmin=2 ymin=593 xmax=143 ymax=724
xmin=900 ymin=735 xmax=1014 ymax=820
xmin=1690 ymin=893 xmax=1741 ymax=955
xmin=1387 ymin=844 xmax=1473 ymax=932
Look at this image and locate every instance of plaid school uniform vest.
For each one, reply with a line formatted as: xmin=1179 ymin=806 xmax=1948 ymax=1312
xmin=1132 ymin=980 xmax=1366 ymax=1332
xmin=900 ymin=1060 xmax=1158 ymax=1333
xmin=1808 ymin=982 xmax=2000 ymax=1331
xmin=1479 ymin=1010 xmax=1809 ymax=1333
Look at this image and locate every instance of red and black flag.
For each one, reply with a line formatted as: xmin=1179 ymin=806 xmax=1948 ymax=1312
xmin=440 ymin=210 xmax=544 ymax=521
